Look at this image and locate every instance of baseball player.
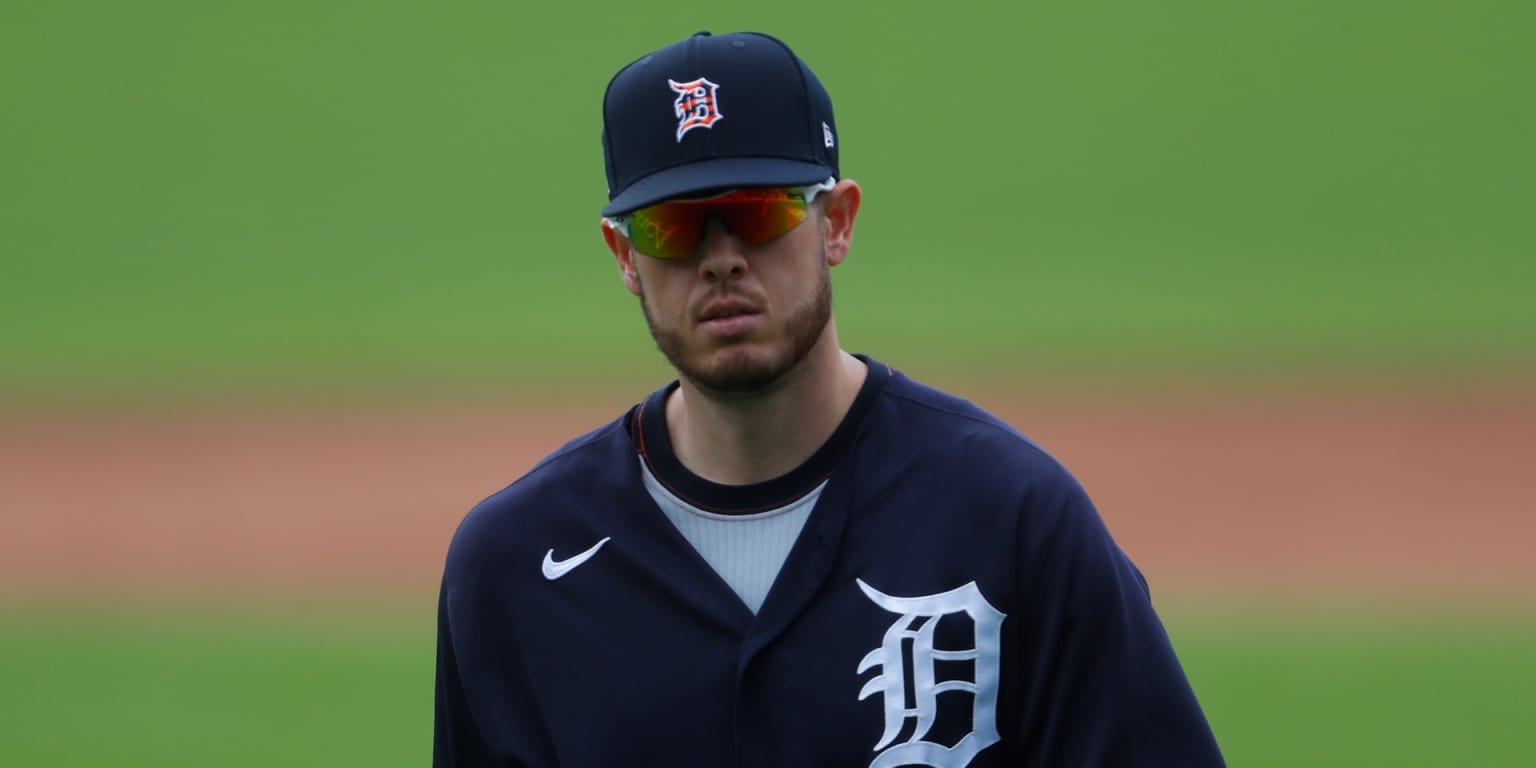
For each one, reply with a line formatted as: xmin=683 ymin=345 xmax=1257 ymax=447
xmin=435 ymin=31 xmax=1224 ymax=767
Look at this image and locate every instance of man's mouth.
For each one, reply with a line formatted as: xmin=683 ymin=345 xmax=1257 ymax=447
xmin=698 ymin=299 xmax=760 ymax=323
xmin=698 ymin=301 xmax=762 ymax=336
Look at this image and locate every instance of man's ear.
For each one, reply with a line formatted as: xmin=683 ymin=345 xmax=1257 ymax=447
xmin=602 ymin=218 xmax=643 ymax=296
xmin=819 ymin=179 xmax=862 ymax=267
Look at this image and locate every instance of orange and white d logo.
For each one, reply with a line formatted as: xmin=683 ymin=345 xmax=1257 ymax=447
xmin=669 ymin=78 xmax=723 ymax=142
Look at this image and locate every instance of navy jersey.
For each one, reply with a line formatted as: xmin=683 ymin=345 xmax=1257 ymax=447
xmin=435 ymin=358 xmax=1224 ymax=767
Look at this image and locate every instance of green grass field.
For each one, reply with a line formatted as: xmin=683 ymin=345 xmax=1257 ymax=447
xmin=3 ymin=605 xmax=1532 ymax=766
xmin=3 ymin=0 xmax=1533 ymax=398
xmin=3 ymin=1 xmax=1533 ymax=764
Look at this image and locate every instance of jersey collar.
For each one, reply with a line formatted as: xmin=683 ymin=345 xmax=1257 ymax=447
xmin=630 ymin=355 xmax=890 ymax=515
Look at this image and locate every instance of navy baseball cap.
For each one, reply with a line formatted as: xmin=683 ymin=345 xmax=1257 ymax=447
xmin=600 ymin=31 xmax=840 ymax=217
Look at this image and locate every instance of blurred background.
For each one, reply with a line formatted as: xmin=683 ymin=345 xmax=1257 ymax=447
xmin=2 ymin=0 xmax=1532 ymax=765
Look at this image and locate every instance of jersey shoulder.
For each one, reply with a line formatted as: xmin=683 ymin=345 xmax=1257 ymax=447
xmin=877 ymin=367 xmax=1066 ymax=474
xmin=858 ymin=364 xmax=1088 ymax=528
xmin=445 ymin=406 xmax=642 ymax=573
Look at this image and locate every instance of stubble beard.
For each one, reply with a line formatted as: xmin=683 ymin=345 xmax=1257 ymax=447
xmin=638 ymin=258 xmax=834 ymax=400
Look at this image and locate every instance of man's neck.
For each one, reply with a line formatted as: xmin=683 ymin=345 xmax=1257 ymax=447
xmin=665 ymin=342 xmax=868 ymax=486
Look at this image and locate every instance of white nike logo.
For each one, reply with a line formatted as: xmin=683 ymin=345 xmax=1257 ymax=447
xmin=541 ymin=537 xmax=611 ymax=581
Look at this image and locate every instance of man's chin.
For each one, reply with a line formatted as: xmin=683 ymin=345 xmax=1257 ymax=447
xmin=672 ymin=345 xmax=796 ymax=398
xmin=644 ymin=268 xmax=833 ymax=399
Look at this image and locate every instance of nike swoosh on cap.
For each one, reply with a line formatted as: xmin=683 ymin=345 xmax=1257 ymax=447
xmin=541 ymin=537 xmax=612 ymax=581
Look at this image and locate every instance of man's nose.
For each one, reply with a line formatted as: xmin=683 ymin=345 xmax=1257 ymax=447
xmin=696 ymin=217 xmax=748 ymax=282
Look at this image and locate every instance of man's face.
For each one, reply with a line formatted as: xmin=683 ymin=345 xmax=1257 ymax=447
xmin=607 ymin=191 xmax=849 ymax=398
xmin=638 ymin=226 xmax=832 ymax=397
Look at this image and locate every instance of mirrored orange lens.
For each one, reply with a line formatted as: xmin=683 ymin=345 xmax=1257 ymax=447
xmin=627 ymin=188 xmax=808 ymax=259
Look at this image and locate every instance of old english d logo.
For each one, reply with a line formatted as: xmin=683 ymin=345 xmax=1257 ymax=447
xmin=856 ymin=579 xmax=1005 ymax=768
xmin=669 ymin=78 xmax=722 ymax=141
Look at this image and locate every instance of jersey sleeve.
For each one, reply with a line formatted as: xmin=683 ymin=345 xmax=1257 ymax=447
xmin=434 ymin=579 xmax=504 ymax=768
xmin=434 ymin=503 xmax=553 ymax=768
xmin=1014 ymin=474 xmax=1226 ymax=766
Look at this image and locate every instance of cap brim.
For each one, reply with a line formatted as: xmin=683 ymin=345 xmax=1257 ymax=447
xmin=601 ymin=157 xmax=834 ymax=216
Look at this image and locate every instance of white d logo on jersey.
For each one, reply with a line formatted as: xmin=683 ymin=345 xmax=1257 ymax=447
xmin=856 ymin=579 xmax=1005 ymax=768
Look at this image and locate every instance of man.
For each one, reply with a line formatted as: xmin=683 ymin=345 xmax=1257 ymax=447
xmin=435 ymin=31 xmax=1224 ymax=767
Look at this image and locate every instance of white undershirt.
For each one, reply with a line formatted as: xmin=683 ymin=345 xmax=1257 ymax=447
xmin=639 ymin=458 xmax=825 ymax=614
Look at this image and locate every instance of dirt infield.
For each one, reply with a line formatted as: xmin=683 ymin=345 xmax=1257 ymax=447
xmin=2 ymin=384 xmax=1532 ymax=604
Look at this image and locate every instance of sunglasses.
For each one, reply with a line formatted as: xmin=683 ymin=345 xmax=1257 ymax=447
xmin=607 ymin=178 xmax=836 ymax=260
